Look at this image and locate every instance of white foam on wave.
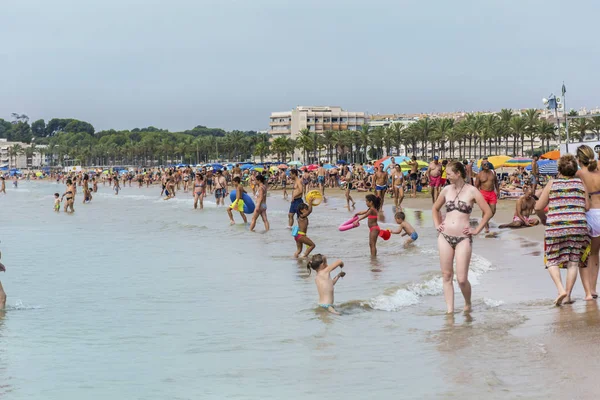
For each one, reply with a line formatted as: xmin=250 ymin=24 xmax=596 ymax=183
xmin=6 ymin=299 xmax=44 ymax=311
xmin=368 ymin=253 xmax=496 ymax=311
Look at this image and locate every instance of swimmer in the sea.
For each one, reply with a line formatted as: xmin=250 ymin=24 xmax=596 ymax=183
xmin=293 ymin=199 xmax=316 ymax=258
xmin=54 ymin=193 xmax=61 ymax=212
xmin=1 ymin=177 xmax=5 ymax=194
xmin=227 ymin=176 xmax=248 ymax=225
xmin=307 ymin=254 xmax=345 ymax=315
xmin=391 ymin=211 xmax=418 ymax=247
xmin=113 ymin=176 xmax=121 ymax=195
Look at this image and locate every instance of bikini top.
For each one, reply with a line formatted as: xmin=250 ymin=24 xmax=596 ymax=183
xmin=445 ymin=185 xmax=472 ymax=214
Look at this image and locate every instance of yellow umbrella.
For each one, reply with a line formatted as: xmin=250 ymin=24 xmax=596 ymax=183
xmin=399 ymin=160 xmax=428 ymax=169
xmin=477 ymin=155 xmax=512 ymax=168
xmin=35 ymin=172 xmax=43 ymax=177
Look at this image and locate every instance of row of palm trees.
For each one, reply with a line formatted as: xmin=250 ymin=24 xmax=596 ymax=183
xmin=275 ymin=110 xmax=600 ymax=163
xmin=5 ymin=143 xmax=38 ymax=168
xmin=13 ymin=111 xmax=600 ymax=167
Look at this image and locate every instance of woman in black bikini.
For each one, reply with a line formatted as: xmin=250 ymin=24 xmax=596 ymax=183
xmin=61 ymin=179 xmax=76 ymax=213
xmin=193 ymin=174 xmax=206 ymax=210
xmin=433 ymin=161 xmax=492 ymax=314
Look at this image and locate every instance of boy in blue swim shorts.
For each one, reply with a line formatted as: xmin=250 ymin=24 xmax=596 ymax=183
xmin=392 ymin=211 xmax=419 ymax=247
xmin=307 ymin=254 xmax=345 ymax=315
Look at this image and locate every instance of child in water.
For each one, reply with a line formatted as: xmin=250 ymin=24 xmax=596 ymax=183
xmin=54 ymin=193 xmax=61 ymax=212
xmin=307 ymin=254 xmax=345 ymax=315
xmin=354 ymin=194 xmax=384 ymax=257
xmin=293 ymin=199 xmax=317 ymax=258
xmin=391 ymin=211 xmax=418 ymax=247
xmin=227 ymin=177 xmax=248 ymax=224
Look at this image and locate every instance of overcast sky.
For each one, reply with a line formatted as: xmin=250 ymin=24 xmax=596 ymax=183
xmin=1 ymin=0 xmax=598 ymax=132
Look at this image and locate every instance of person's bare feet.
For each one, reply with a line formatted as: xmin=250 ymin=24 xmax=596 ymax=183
xmin=293 ymin=251 xmax=300 ymax=258
xmin=564 ymin=297 xmax=575 ymax=305
xmin=554 ymin=292 xmax=568 ymax=306
xmin=584 ymin=295 xmax=595 ymax=301
xmin=464 ymin=303 xmax=472 ymax=313
xmin=229 ymin=221 xmax=235 ymax=225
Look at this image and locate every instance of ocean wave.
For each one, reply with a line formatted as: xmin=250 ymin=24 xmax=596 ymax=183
xmin=367 ymin=253 xmax=494 ymax=311
xmin=5 ymin=299 xmax=44 ymax=311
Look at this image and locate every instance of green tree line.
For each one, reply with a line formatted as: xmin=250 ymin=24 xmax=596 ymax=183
xmin=3 ymin=110 xmax=599 ymax=167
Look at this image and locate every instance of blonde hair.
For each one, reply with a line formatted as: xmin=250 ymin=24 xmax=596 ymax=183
xmin=577 ymin=145 xmax=597 ymax=172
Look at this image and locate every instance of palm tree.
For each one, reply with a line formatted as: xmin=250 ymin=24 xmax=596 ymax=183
xmin=509 ymin=116 xmax=527 ymax=156
xmin=523 ymin=109 xmax=540 ymax=154
xmin=296 ymin=134 xmax=313 ymax=164
xmin=481 ymin=114 xmax=499 ymax=156
xmin=322 ymin=130 xmax=335 ymax=162
xmin=571 ymin=118 xmax=591 ymax=142
xmin=389 ymin=123 xmax=404 ymax=156
xmin=359 ymin=124 xmax=370 ymax=162
xmin=535 ymin=120 xmax=556 ymax=153
xmin=370 ymin=127 xmax=385 ymax=159
xmin=588 ymin=116 xmax=600 ymax=140
xmin=8 ymin=144 xmax=23 ymax=168
xmin=434 ymin=118 xmax=454 ymax=158
xmin=412 ymin=118 xmax=434 ymax=158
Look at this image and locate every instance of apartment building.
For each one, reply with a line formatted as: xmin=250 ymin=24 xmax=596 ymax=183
xmin=0 ymin=139 xmax=47 ymax=168
xmin=269 ymin=106 xmax=367 ymax=141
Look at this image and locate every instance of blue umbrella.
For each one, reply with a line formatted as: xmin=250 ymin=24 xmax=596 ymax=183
xmin=336 ymin=160 xmax=347 ymax=165
xmin=365 ymin=167 xmax=375 ymax=174
xmin=526 ymin=160 xmax=557 ymax=175
xmin=210 ymin=163 xmax=224 ymax=170
xmin=323 ymin=164 xmax=334 ymax=170
xmin=240 ymin=163 xmax=254 ymax=170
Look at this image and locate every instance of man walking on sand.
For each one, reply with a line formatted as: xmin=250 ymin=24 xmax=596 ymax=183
xmin=475 ymin=159 xmax=499 ymax=233
xmin=426 ymin=156 xmax=442 ymax=203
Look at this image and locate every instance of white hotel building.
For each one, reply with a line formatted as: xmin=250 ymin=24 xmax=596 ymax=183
xmin=269 ymin=106 xmax=367 ymax=141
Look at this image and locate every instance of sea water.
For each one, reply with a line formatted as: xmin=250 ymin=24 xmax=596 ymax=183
xmin=0 ymin=181 xmax=593 ymax=399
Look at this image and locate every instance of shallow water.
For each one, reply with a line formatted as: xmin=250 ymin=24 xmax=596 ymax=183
xmin=0 ymin=181 xmax=597 ymax=399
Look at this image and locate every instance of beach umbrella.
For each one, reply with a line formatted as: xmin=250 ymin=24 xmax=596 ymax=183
xmin=210 ymin=163 xmax=223 ymax=171
xmin=288 ymin=160 xmax=303 ymax=167
xmin=374 ymin=156 xmax=411 ymax=169
xmin=398 ymin=160 xmax=428 ymax=169
xmin=364 ymin=167 xmax=375 ymax=174
xmin=336 ymin=160 xmax=347 ymax=165
xmin=323 ymin=164 xmax=334 ymax=170
xmin=477 ymin=155 xmax=511 ymax=168
xmin=526 ymin=159 xmax=557 ymax=175
xmin=504 ymin=157 xmax=532 ymax=167
xmin=240 ymin=163 xmax=254 ymax=170
xmin=278 ymin=164 xmax=288 ymax=169
xmin=541 ymin=150 xmax=560 ymax=160
xmin=250 ymin=166 xmax=264 ymax=172
xmin=306 ymin=164 xmax=319 ymax=171
xmin=35 ymin=172 xmax=43 ymax=177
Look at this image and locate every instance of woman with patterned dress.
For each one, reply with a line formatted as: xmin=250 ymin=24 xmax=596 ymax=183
xmin=535 ymin=155 xmax=591 ymax=306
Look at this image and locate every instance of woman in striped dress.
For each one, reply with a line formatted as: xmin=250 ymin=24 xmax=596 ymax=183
xmin=535 ymin=155 xmax=590 ymax=306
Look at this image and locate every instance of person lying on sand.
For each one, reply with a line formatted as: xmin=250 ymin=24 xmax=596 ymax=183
xmin=499 ymin=185 xmax=540 ymax=229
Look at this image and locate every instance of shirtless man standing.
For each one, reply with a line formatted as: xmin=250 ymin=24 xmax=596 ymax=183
xmin=407 ymin=156 xmax=419 ymax=198
xmin=464 ymin=160 xmax=473 ymax=185
xmin=475 ymin=160 xmax=499 ymax=233
xmin=499 ymin=186 xmax=539 ymax=228
xmin=317 ymin=163 xmax=327 ymax=202
xmin=530 ymin=154 xmax=540 ymax=194
xmin=214 ymin=170 xmax=227 ymax=206
xmin=374 ymin=165 xmax=388 ymax=209
xmin=426 ymin=156 xmax=442 ymax=203
xmin=288 ymin=169 xmax=304 ymax=229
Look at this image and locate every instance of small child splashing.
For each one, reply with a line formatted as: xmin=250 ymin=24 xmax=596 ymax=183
xmin=354 ymin=194 xmax=389 ymax=257
xmin=391 ymin=211 xmax=419 ymax=247
xmin=307 ymin=254 xmax=345 ymax=315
